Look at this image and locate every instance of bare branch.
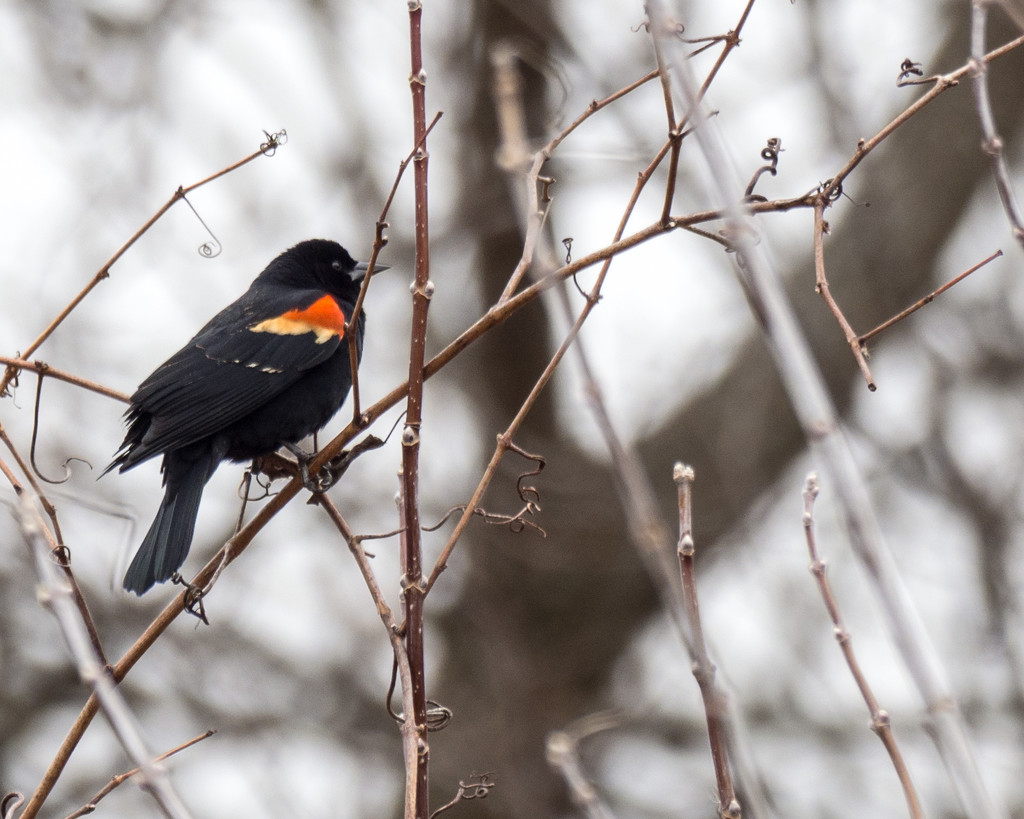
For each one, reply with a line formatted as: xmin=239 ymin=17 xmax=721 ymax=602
xmin=674 ymin=465 xmax=740 ymax=819
xmin=858 ymin=249 xmax=1003 ymax=346
xmin=970 ymin=2 xmax=1024 ymax=249
xmin=812 ymin=198 xmax=876 ymax=390
xmin=62 ymin=731 xmax=216 ymax=819
xmin=0 ymin=356 xmax=129 ymax=403
xmin=0 ymin=131 xmax=287 ymax=398
xmin=801 ymin=475 xmax=923 ymax=819
xmin=821 ymin=32 xmax=1024 ymax=203
xmin=400 ymin=4 xmax=432 ymax=816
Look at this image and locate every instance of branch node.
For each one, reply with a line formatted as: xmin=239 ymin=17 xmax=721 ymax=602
xmin=672 ymin=461 xmax=695 ymax=483
xmin=982 ymin=135 xmax=1004 ymax=156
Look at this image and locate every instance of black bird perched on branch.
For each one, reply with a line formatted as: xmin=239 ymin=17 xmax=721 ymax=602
xmin=107 ymin=239 xmax=374 ymax=595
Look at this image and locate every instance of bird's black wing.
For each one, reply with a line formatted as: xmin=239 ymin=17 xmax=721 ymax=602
xmin=116 ymin=287 xmax=353 ymax=464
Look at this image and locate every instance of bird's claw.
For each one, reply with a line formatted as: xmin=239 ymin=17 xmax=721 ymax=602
xmin=284 ymin=443 xmax=340 ymax=493
xmin=298 ymin=459 xmax=337 ymax=493
xmin=288 ymin=435 xmax=385 ymax=494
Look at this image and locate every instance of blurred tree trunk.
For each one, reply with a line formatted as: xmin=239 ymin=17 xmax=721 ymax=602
xmin=431 ymin=2 xmax=1024 ymax=815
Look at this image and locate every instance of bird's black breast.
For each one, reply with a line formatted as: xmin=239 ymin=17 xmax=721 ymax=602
xmin=217 ymin=343 xmax=358 ymax=461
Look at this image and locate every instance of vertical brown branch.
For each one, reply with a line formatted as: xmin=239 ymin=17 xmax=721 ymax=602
xmin=402 ymin=3 xmax=431 ymax=817
xmin=650 ymin=0 xmax=756 ymax=226
xmin=649 ymin=9 xmax=681 ymax=226
xmin=346 ymin=112 xmax=442 ymax=425
xmin=674 ymin=464 xmax=740 ymax=819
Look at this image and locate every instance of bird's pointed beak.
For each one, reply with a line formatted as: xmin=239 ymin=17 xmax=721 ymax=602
xmin=353 ymin=260 xmax=390 ymax=282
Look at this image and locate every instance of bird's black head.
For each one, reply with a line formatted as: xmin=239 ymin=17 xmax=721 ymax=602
xmin=258 ymin=239 xmax=366 ymax=303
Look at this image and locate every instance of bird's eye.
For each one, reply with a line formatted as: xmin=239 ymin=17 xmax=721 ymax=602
xmin=331 ymin=259 xmax=343 ymax=271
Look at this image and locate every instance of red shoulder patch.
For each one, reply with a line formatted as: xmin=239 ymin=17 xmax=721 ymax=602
xmin=250 ymin=295 xmax=347 ymax=344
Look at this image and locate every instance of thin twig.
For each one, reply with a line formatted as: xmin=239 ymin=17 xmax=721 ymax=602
xmin=820 ymin=32 xmax=1024 ymax=203
xmin=425 ymin=50 xmax=673 ymax=593
xmin=969 ymin=1 xmax=1024 ymax=249
xmin=650 ymin=7 xmax=682 ymax=226
xmin=62 ymin=731 xmax=216 ymax=819
xmin=0 ymin=131 xmax=286 ymax=398
xmin=812 ymin=199 xmax=876 ymax=390
xmin=695 ymin=0 xmax=756 ymax=102
xmin=315 ymin=489 xmax=425 ymax=777
xmin=0 ymin=357 xmax=129 ymax=403
xmin=802 ymin=475 xmax=924 ymax=819
xmin=314 ymin=494 xmax=400 ymax=633
xmin=546 ymin=68 xmax=661 ymax=161
xmin=857 ymin=249 xmax=1003 ymax=345
xmin=674 ymin=465 xmax=740 ymax=819
xmin=348 ymin=111 xmax=444 ymax=423
xmin=556 ymin=280 xmax=774 ymax=818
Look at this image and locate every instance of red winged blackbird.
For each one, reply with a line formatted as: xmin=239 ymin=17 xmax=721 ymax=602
xmin=107 ymin=239 xmax=370 ymax=595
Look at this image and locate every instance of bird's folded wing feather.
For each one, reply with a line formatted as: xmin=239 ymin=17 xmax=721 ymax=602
xmin=126 ymin=293 xmax=348 ymax=454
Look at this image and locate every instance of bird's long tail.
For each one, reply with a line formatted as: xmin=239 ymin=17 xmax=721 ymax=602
xmin=123 ymin=446 xmax=219 ymax=595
